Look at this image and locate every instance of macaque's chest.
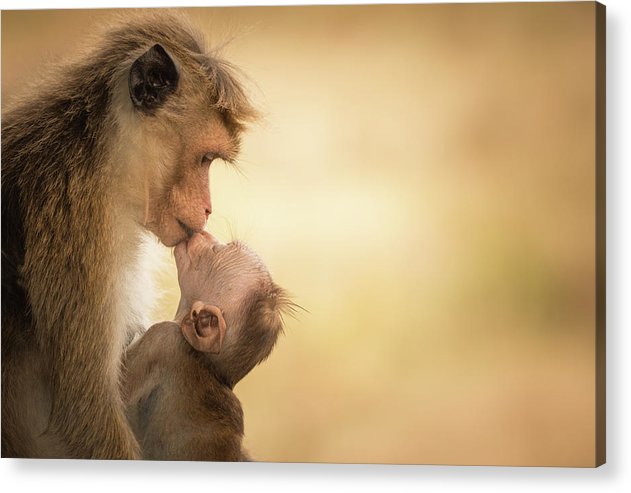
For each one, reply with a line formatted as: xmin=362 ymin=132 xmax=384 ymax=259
xmin=117 ymin=234 xmax=162 ymax=346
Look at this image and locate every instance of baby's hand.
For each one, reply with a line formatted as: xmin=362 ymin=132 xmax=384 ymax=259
xmin=180 ymin=301 xmax=226 ymax=354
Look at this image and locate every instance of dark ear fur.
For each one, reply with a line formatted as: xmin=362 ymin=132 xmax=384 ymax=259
xmin=128 ymin=44 xmax=179 ymax=112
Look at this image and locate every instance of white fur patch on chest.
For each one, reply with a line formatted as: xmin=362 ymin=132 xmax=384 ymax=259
xmin=117 ymin=232 xmax=165 ymax=345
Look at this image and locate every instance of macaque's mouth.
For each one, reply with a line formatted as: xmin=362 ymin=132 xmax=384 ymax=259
xmin=188 ymin=231 xmax=221 ymax=250
xmin=174 ymin=231 xmax=223 ymax=270
xmin=177 ymin=219 xmax=195 ymax=238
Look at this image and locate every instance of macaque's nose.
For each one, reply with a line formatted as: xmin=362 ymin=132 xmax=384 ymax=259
xmin=204 ymin=207 xmax=211 ymax=219
xmin=186 ymin=232 xmax=207 ymax=256
xmin=201 ymin=231 xmax=221 ymax=247
xmin=188 ymin=231 xmax=220 ymax=253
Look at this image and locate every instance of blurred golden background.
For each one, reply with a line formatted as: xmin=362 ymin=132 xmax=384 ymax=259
xmin=1 ymin=3 xmax=598 ymax=466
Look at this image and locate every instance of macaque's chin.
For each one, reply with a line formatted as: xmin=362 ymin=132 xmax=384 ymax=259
xmin=155 ymin=228 xmax=189 ymax=248
xmin=174 ymin=240 xmax=188 ymax=270
xmin=146 ymin=217 xmax=196 ymax=248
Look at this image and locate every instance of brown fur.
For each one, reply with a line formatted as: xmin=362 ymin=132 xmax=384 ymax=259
xmin=1 ymin=12 xmax=255 ymax=459
xmin=123 ymin=233 xmax=290 ymax=461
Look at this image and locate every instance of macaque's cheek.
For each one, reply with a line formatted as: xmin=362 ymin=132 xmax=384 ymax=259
xmin=174 ymin=241 xmax=189 ymax=270
xmin=178 ymin=271 xmax=211 ymax=301
xmin=144 ymin=202 xmax=182 ymax=247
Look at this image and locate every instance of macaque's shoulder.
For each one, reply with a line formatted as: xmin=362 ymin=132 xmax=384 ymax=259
xmin=125 ymin=321 xmax=184 ymax=365
xmin=146 ymin=321 xmax=182 ymax=339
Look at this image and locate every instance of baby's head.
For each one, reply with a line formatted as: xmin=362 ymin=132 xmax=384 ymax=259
xmin=174 ymin=232 xmax=289 ymax=387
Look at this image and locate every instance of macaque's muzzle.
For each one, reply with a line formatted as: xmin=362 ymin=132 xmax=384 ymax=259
xmin=174 ymin=231 xmax=224 ymax=270
xmin=187 ymin=231 xmax=220 ymax=252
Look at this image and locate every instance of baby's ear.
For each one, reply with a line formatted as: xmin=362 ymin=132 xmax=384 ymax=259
xmin=181 ymin=302 xmax=226 ymax=353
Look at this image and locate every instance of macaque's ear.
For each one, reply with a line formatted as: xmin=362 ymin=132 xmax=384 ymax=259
xmin=181 ymin=302 xmax=226 ymax=354
xmin=128 ymin=44 xmax=179 ymax=112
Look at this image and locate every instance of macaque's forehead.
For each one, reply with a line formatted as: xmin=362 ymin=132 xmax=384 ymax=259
xmin=216 ymin=243 xmax=270 ymax=278
xmin=207 ymin=245 xmax=274 ymax=317
xmin=145 ymin=107 xmax=238 ymax=169
xmin=175 ymin=234 xmax=274 ymax=305
xmin=194 ymin=117 xmax=239 ymax=162
xmin=189 ymin=237 xmax=264 ymax=273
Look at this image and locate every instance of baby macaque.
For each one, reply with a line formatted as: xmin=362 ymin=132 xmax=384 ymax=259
xmin=123 ymin=232 xmax=289 ymax=461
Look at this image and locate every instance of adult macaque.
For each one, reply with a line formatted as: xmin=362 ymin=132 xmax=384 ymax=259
xmin=1 ymin=12 xmax=255 ymax=458
xmin=123 ymin=232 xmax=290 ymax=461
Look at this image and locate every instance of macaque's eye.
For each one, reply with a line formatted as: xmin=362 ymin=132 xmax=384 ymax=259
xmin=201 ymin=152 xmax=216 ymax=166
